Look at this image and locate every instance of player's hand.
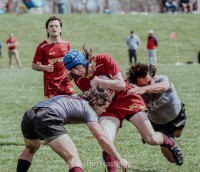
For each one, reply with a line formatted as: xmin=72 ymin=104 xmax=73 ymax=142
xmin=118 ymin=158 xmax=128 ymax=172
xmin=45 ymin=64 xmax=54 ymax=72
xmin=90 ymin=76 xmax=102 ymax=88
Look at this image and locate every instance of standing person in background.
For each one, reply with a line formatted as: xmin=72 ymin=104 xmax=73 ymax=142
xmin=6 ymin=33 xmax=22 ymax=68
xmin=126 ymin=30 xmax=141 ymax=65
xmin=0 ymin=41 xmax=2 ymax=58
xmin=146 ymin=29 xmax=158 ymax=65
xmin=32 ymin=16 xmax=75 ymax=98
xmin=64 ymin=47 xmax=184 ymax=171
xmin=16 ymin=87 xmax=128 ymax=172
xmin=5 ymin=0 xmax=12 ymax=13
xmin=162 ymin=0 xmax=177 ymax=13
xmin=198 ymin=50 xmax=200 ymax=64
xmin=180 ymin=0 xmax=193 ymax=13
xmin=126 ymin=63 xmax=186 ymax=165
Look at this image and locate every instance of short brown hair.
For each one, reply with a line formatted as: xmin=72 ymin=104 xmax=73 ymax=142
xmin=126 ymin=63 xmax=157 ymax=84
xmin=45 ymin=16 xmax=62 ymax=37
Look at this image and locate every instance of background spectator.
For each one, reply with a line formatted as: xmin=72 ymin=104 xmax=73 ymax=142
xmin=0 ymin=41 xmax=2 ymax=58
xmin=146 ymin=29 xmax=158 ymax=65
xmin=6 ymin=33 xmax=22 ymax=68
xmin=126 ymin=30 xmax=141 ymax=65
xmin=198 ymin=50 xmax=200 ymax=63
xmin=162 ymin=0 xmax=177 ymax=13
xmin=179 ymin=0 xmax=193 ymax=13
xmin=5 ymin=0 xmax=12 ymax=13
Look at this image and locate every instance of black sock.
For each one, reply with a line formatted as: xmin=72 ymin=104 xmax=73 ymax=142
xmin=16 ymin=159 xmax=31 ymax=172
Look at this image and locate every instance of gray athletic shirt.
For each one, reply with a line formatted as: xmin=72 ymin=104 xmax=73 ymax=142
xmin=34 ymin=95 xmax=98 ymax=124
xmin=142 ymin=75 xmax=181 ymax=124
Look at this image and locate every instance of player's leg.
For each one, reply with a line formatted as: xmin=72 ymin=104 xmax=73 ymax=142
xmin=133 ymin=49 xmax=137 ymax=64
xmin=148 ymin=50 xmax=151 ymax=64
xmin=47 ymin=134 xmax=83 ymax=172
xmin=99 ymin=116 xmax=120 ymax=172
xmin=14 ymin=49 xmax=22 ymax=68
xmin=174 ymin=129 xmax=184 ymax=138
xmin=129 ymin=111 xmax=184 ymax=166
xmin=128 ymin=49 xmax=132 ymax=65
xmin=8 ymin=50 xmax=13 ymax=68
xmin=188 ymin=3 xmax=193 ymax=13
xmin=152 ymin=49 xmax=157 ymax=65
xmin=16 ymin=138 xmax=41 ymax=172
xmin=182 ymin=3 xmax=187 ymax=12
xmin=173 ymin=102 xmax=186 ymax=138
xmin=129 ymin=111 xmax=164 ymax=145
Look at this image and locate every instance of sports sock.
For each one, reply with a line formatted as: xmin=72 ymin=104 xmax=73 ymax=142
xmin=160 ymin=133 xmax=175 ymax=148
xmin=102 ymin=151 xmax=118 ymax=172
xmin=69 ymin=167 xmax=83 ymax=172
xmin=16 ymin=159 xmax=31 ymax=172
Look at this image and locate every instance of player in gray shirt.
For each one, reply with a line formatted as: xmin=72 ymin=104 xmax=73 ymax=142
xmin=16 ymin=87 xmax=128 ymax=172
xmin=127 ymin=63 xmax=186 ymax=166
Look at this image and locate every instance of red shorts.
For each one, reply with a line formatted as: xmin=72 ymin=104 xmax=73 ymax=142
xmin=44 ymin=79 xmax=75 ymax=98
xmin=100 ymin=86 xmax=146 ymax=126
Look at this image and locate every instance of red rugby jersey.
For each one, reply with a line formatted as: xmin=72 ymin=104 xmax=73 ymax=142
xmin=6 ymin=38 xmax=17 ymax=50
xmin=33 ymin=40 xmax=70 ymax=80
xmin=74 ymin=54 xmax=145 ymax=121
xmin=74 ymin=54 xmax=121 ymax=91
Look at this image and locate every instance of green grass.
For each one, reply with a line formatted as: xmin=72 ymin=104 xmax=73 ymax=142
xmin=0 ymin=13 xmax=200 ymax=172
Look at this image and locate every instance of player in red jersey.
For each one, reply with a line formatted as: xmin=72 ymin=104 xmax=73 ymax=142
xmin=64 ymin=46 xmax=184 ymax=171
xmin=32 ymin=16 xmax=75 ymax=98
xmin=6 ymin=33 xmax=22 ymax=68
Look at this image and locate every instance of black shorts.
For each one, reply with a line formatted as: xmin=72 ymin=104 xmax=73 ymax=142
xmin=150 ymin=103 xmax=186 ymax=138
xmin=21 ymin=107 xmax=66 ymax=140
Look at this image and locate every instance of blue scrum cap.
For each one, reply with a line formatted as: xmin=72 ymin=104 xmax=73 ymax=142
xmin=64 ymin=50 xmax=88 ymax=70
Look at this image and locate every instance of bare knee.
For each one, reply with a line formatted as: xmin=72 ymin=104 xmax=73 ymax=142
xmin=25 ymin=140 xmax=41 ymax=154
xmin=26 ymin=145 xmax=40 ymax=154
xmin=19 ymin=141 xmax=40 ymax=161
xmin=174 ymin=129 xmax=183 ymax=138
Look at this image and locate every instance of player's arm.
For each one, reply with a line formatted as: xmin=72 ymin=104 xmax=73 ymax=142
xmin=87 ymin=122 xmax=128 ymax=172
xmin=90 ymin=72 xmax=126 ymax=90
xmin=144 ymin=80 xmax=170 ymax=94
xmin=129 ymin=80 xmax=170 ymax=95
xmin=32 ymin=62 xmax=54 ymax=72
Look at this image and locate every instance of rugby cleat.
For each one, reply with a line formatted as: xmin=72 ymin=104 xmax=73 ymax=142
xmin=168 ymin=139 xmax=184 ymax=166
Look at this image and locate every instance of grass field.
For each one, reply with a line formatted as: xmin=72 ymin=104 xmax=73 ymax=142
xmin=0 ymin=13 xmax=200 ymax=172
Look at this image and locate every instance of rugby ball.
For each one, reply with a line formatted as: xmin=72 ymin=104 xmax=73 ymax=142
xmin=160 ymin=146 xmax=175 ymax=163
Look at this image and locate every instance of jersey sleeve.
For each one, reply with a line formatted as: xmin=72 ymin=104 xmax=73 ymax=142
xmin=96 ymin=54 xmax=121 ymax=78
xmin=32 ymin=45 xmax=44 ymax=63
xmin=156 ymin=75 xmax=171 ymax=88
xmin=84 ymin=102 xmax=99 ymax=123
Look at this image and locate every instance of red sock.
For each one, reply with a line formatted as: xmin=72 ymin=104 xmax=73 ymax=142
xmin=69 ymin=167 xmax=83 ymax=172
xmin=160 ymin=133 xmax=175 ymax=148
xmin=102 ymin=151 xmax=118 ymax=172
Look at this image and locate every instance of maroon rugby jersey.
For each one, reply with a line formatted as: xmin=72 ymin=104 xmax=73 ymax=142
xmin=33 ymin=40 xmax=70 ymax=80
xmin=73 ymin=54 xmax=146 ymax=122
